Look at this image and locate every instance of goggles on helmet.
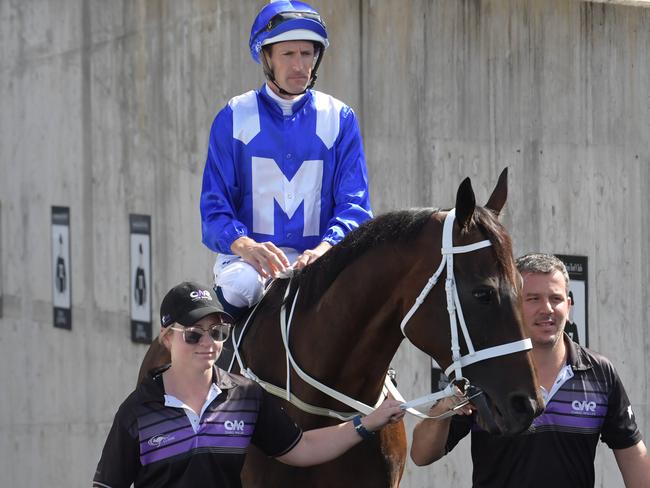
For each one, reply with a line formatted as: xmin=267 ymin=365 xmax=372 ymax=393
xmin=249 ymin=2 xmax=329 ymax=95
xmin=249 ymin=1 xmax=329 ymax=65
xmin=252 ymin=10 xmax=324 ymax=44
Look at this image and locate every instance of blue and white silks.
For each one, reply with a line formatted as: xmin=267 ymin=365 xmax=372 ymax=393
xmin=200 ymin=85 xmax=372 ymax=255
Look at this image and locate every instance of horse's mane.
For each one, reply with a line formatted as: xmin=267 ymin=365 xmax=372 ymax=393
xmin=292 ymin=208 xmax=437 ymax=307
xmin=289 ymin=205 xmax=517 ymax=308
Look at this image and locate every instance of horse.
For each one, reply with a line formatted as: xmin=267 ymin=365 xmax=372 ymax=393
xmin=138 ymin=168 xmax=543 ymax=487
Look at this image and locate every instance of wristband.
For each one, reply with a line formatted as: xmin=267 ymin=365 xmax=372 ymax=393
xmin=352 ymin=415 xmax=375 ymax=440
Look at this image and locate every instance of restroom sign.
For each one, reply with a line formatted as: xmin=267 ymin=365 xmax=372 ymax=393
xmin=130 ymin=214 xmax=152 ymax=343
xmin=52 ymin=206 xmax=72 ymax=329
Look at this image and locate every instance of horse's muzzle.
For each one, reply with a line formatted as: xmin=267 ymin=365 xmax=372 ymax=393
xmin=470 ymin=386 xmax=541 ymax=435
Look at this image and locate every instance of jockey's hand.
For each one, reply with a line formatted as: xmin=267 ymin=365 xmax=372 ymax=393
xmin=362 ymin=399 xmax=406 ymax=432
xmin=293 ymin=241 xmax=332 ymax=270
xmin=230 ymin=236 xmax=290 ymax=279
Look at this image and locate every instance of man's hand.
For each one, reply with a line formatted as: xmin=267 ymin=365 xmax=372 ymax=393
xmin=230 ymin=236 xmax=290 ymax=279
xmin=428 ymin=386 xmax=474 ymax=418
xmin=410 ymin=386 xmax=473 ymax=466
xmin=294 ymin=241 xmax=332 ymax=270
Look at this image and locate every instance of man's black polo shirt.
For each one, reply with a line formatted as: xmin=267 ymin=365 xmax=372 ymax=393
xmin=446 ymin=335 xmax=642 ymax=488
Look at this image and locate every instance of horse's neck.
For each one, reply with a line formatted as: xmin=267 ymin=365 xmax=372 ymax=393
xmin=244 ymin=226 xmax=442 ymax=405
xmin=289 ymin=252 xmax=410 ymax=402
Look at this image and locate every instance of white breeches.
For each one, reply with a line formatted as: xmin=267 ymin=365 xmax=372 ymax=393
xmin=213 ymin=248 xmax=300 ymax=308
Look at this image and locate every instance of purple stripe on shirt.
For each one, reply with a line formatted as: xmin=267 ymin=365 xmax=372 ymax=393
xmin=139 ymin=415 xmax=188 ymax=441
xmin=195 ymin=434 xmax=251 ymax=449
xmin=551 ymin=390 xmax=607 ymax=404
xmin=544 ymin=401 xmax=607 ymax=418
xmin=140 ymin=421 xmax=255 ymax=451
xmin=140 ymin=430 xmax=253 ymax=465
xmin=203 ymin=410 xmax=259 ymax=424
xmin=138 ymin=402 xmax=261 ymax=465
xmin=532 ymin=411 xmax=605 ymax=430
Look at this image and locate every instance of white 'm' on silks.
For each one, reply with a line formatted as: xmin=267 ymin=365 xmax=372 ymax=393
xmin=251 ymin=157 xmax=323 ymax=236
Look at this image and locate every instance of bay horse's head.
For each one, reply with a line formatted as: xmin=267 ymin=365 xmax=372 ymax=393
xmin=405 ymin=168 xmax=543 ymax=435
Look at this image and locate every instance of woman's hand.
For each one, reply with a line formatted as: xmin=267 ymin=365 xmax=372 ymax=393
xmin=362 ymin=399 xmax=406 ymax=432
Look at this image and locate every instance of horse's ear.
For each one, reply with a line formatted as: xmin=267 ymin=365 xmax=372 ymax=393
xmin=485 ymin=167 xmax=508 ymax=215
xmin=455 ymin=177 xmax=476 ymax=230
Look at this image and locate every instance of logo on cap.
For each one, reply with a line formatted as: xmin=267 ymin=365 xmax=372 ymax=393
xmin=190 ymin=290 xmax=212 ymax=301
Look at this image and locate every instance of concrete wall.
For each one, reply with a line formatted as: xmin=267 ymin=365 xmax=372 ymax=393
xmin=366 ymin=2 xmax=650 ymax=487
xmin=0 ymin=0 xmax=648 ymax=486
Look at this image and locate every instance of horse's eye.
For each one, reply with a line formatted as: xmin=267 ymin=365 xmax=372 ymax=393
xmin=472 ymin=288 xmax=494 ymax=303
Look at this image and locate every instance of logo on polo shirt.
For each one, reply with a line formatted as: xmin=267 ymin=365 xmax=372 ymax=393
xmin=148 ymin=434 xmax=175 ymax=447
xmin=224 ymin=419 xmax=245 ymax=433
xmin=572 ymin=400 xmax=597 ymax=412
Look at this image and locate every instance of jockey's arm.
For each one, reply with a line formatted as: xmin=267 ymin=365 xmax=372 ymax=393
xmin=276 ymin=399 xmax=404 ymax=467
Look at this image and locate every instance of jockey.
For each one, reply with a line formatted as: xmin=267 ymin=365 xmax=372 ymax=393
xmin=200 ymin=0 xmax=373 ymax=320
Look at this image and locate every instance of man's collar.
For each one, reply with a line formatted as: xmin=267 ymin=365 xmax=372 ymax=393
xmin=563 ymin=332 xmax=591 ymax=371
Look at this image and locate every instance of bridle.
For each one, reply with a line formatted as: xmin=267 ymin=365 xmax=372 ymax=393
xmin=230 ymin=208 xmax=532 ymax=420
xmin=398 ymin=208 xmax=532 ymax=416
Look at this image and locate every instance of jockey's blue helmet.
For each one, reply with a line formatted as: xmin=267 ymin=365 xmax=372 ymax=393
xmin=249 ymin=0 xmax=329 ymax=64
xmin=249 ymin=1 xmax=329 ymax=95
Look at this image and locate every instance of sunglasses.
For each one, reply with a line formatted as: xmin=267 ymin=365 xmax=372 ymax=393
xmin=170 ymin=323 xmax=231 ymax=344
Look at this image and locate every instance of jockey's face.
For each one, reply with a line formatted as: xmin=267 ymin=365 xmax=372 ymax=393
xmin=265 ymin=40 xmax=317 ymax=99
xmin=520 ymin=271 xmax=571 ymax=349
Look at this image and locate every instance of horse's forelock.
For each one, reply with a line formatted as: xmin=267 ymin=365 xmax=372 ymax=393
xmin=471 ymin=207 xmax=518 ymax=287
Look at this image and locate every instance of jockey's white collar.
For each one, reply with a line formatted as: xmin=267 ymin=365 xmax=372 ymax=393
xmin=264 ymin=83 xmax=305 ymax=116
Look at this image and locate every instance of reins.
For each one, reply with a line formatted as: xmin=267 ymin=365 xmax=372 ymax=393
xmin=229 ymin=275 xmax=377 ymax=420
xmin=229 ymin=208 xmax=532 ymax=420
